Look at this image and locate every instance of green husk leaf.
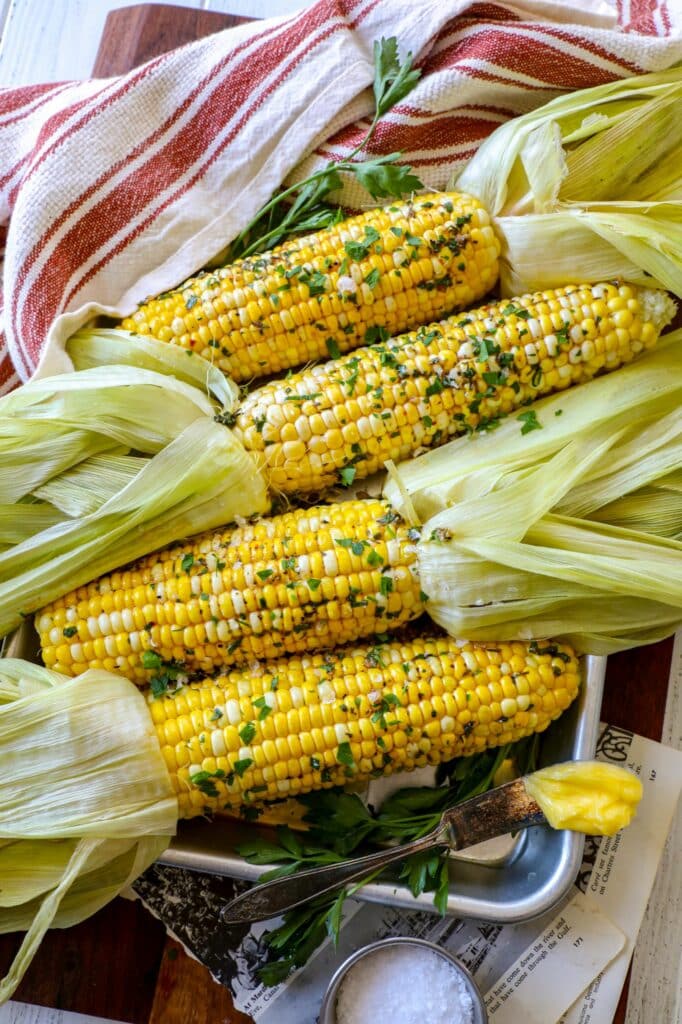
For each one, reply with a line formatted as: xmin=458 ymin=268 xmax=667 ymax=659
xmin=559 ymin=90 xmax=682 ymax=204
xmin=416 ymin=540 xmax=682 ymax=654
xmin=452 ymin=68 xmax=682 ymax=295
xmin=518 ymin=121 xmax=567 ymax=213
xmin=1 ymin=364 xmax=215 ymax=444
xmin=33 ymin=454 xmax=146 ymax=516
xmin=0 ymin=659 xmax=64 ymax=703
xmin=587 ymin=473 xmax=682 ymax=539
xmin=0 ymin=503 xmax=65 ymax=547
xmin=0 ymin=660 xmax=177 ymax=1002
xmin=0 ymin=418 xmax=268 ymax=637
xmin=454 ymin=67 xmax=682 ymax=215
xmin=67 ymin=328 xmax=239 ymax=411
xmin=385 ymin=334 xmax=682 ymax=653
xmin=417 ymin=502 xmax=682 ymax=658
xmin=0 ymin=334 xmax=266 ymax=634
xmin=0 ymin=660 xmax=176 ymax=837
xmin=0 ymin=363 xmax=217 ymax=504
xmin=495 ymin=203 xmax=682 ymax=297
xmin=555 ymin=408 xmax=682 ymax=518
xmin=0 ymin=421 xmax=119 ymax=506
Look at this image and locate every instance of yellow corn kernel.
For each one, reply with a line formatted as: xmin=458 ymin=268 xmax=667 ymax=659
xmin=36 ymin=499 xmax=425 ymax=684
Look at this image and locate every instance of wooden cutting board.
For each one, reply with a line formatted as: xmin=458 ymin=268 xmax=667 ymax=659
xmin=91 ymin=4 xmax=250 ymax=78
xmin=0 ymin=6 xmax=674 ymax=1023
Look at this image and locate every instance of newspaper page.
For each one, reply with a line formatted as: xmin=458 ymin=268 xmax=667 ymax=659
xmin=0 ymin=1006 xmax=124 ymax=1024
xmin=227 ymin=723 xmax=681 ymax=1024
xmin=558 ymin=725 xmax=682 ymax=1024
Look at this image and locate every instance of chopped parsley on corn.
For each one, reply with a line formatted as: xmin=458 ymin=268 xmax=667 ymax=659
xmin=234 ymin=282 xmax=668 ymax=493
xmin=36 ymin=500 xmax=425 ymax=682
xmin=119 ymin=193 xmax=499 ymax=381
xmin=146 ymin=632 xmax=581 ymax=817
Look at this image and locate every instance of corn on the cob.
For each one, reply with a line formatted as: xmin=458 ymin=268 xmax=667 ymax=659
xmin=234 ymin=282 xmax=670 ymax=493
xmin=146 ymin=632 xmax=581 ymax=818
xmin=118 ymin=193 xmax=499 ymax=381
xmin=36 ymin=499 xmax=426 ymax=682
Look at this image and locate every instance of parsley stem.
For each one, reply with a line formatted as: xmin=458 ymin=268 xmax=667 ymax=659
xmin=223 ymin=39 xmax=423 ymax=263
xmin=235 ymin=138 xmax=376 ymax=260
xmin=232 ymin=86 xmax=398 ymax=257
xmin=234 ymin=170 xmax=333 ymax=257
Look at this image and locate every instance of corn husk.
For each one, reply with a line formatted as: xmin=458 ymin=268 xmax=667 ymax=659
xmin=33 ymin=453 xmax=148 ymax=516
xmin=451 ymin=68 xmax=682 ymax=296
xmin=0 ymin=364 xmax=217 ymax=504
xmin=495 ymin=201 xmax=682 ymax=297
xmin=0 ymin=418 xmax=267 ymax=638
xmin=0 ymin=659 xmax=176 ymax=1003
xmin=587 ymin=472 xmax=682 ymax=539
xmin=0 ymin=503 xmax=64 ymax=548
xmin=384 ymin=334 xmax=682 ymax=653
xmin=67 ymin=327 xmax=238 ymax=409
xmin=0 ymin=335 xmax=269 ymax=638
xmin=454 ymin=68 xmax=682 ymax=215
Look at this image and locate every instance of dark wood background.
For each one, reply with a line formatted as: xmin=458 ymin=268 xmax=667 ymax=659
xmin=0 ymin=6 xmax=674 ymax=1021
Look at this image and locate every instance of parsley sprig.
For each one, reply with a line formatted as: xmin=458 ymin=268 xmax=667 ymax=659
xmin=238 ymin=735 xmax=540 ymax=984
xmin=226 ymin=38 xmax=423 ymax=260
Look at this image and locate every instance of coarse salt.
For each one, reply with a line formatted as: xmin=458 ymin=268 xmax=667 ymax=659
xmin=334 ymin=944 xmax=475 ymax=1024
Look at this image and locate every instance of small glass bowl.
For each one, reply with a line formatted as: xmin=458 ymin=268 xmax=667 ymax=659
xmin=318 ymin=935 xmax=488 ymax=1023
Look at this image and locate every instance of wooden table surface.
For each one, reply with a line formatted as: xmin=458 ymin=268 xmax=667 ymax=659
xmin=0 ymin=4 xmax=679 ymax=1023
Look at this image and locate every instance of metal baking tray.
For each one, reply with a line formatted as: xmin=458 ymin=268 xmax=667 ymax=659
xmin=4 ymin=623 xmax=604 ymax=922
xmin=165 ymin=654 xmax=605 ymax=922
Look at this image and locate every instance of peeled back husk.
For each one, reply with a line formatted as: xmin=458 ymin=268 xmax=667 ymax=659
xmin=384 ymin=334 xmax=682 ymax=653
xmin=0 ymin=659 xmax=177 ymax=1003
xmin=0 ymin=333 xmax=269 ymax=638
xmin=454 ymin=67 xmax=682 ymax=216
xmin=451 ymin=67 xmax=682 ymax=296
xmin=0 ymin=418 xmax=268 ymax=638
xmin=495 ymin=201 xmax=682 ymax=297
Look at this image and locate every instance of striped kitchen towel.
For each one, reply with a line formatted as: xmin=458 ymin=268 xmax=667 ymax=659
xmin=0 ymin=0 xmax=680 ymax=392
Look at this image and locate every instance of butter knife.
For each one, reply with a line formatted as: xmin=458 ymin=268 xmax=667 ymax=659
xmin=221 ymin=776 xmax=545 ymax=925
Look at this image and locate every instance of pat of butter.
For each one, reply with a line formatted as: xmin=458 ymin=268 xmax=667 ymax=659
xmin=524 ymin=761 xmax=642 ymax=836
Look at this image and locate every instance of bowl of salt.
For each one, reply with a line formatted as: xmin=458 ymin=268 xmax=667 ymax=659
xmin=318 ymin=936 xmax=488 ymax=1024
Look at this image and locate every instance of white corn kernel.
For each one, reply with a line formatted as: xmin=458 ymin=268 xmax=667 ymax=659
xmin=527 ymin=318 xmax=542 ymax=339
xmin=226 ymin=699 xmax=241 ymax=725
xmin=211 ymin=731 xmax=227 ymax=756
xmin=87 ymin=616 xmax=102 ymax=638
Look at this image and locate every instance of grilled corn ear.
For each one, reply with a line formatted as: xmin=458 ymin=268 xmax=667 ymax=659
xmin=234 ymin=282 xmax=671 ymax=493
xmin=119 ymin=193 xmax=499 ymax=381
xmin=36 ymin=500 xmax=425 ymax=682
xmin=146 ymin=632 xmax=581 ymax=817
